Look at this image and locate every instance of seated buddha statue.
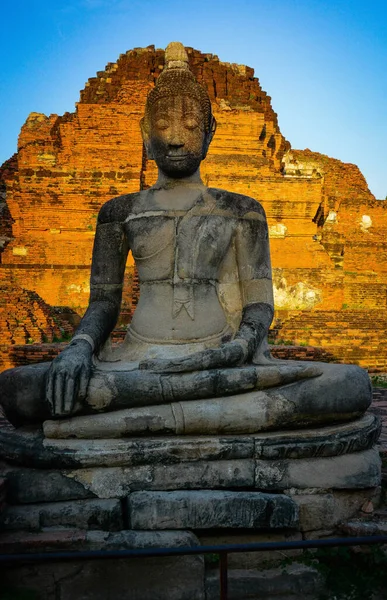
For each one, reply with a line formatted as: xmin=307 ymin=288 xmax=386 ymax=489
xmin=0 ymin=43 xmax=371 ymax=439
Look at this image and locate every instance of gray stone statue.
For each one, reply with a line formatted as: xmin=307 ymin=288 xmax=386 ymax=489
xmin=0 ymin=42 xmax=372 ymax=439
xmin=0 ymin=45 xmax=381 ymax=563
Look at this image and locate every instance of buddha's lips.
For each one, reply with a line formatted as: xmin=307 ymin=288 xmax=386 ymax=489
xmin=167 ymin=155 xmax=188 ymax=160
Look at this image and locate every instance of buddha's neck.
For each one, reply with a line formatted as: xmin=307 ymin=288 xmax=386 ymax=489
xmin=152 ymin=170 xmax=205 ymax=191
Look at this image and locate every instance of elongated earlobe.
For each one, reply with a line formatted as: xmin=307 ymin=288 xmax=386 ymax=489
xmin=203 ymin=117 xmax=217 ymax=158
xmin=211 ymin=117 xmax=217 ymax=139
xmin=140 ymin=118 xmax=154 ymax=159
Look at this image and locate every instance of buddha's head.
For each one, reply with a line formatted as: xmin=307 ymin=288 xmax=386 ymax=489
xmin=141 ymin=42 xmax=216 ymax=179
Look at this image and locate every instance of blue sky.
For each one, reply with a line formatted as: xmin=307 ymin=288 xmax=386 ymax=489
xmin=1 ymin=0 xmax=386 ymax=198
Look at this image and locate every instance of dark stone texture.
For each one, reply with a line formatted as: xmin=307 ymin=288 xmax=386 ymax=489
xmin=0 ymin=498 xmax=123 ymax=531
xmin=255 ymin=447 xmax=381 ymax=490
xmin=1 ymin=416 xmax=379 ymax=470
xmin=0 ymin=425 xmax=80 ymax=469
xmin=1 ymin=463 xmax=95 ymax=503
xmin=254 ymin=413 xmax=381 ymax=460
xmin=129 ymin=490 xmax=299 ymax=530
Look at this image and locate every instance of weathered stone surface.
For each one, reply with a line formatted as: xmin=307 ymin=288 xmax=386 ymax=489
xmin=254 ymin=413 xmax=381 ymax=460
xmin=4 ymin=456 xmax=380 ymax=507
xmin=41 ymin=366 xmax=371 ymax=438
xmin=1 ymin=462 xmax=95 ymax=503
xmin=4 ymin=454 xmax=381 ymax=508
xmin=42 ymin=434 xmax=254 ymax=468
xmin=0 ymin=425 xmax=75 ymax=469
xmin=129 ymin=490 xmax=299 ymax=530
xmin=62 ymin=460 xmax=254 ymax=498
xmin=205 ymin=564 xmax=325 ymax=600
xmin=85 ymin=529 xmax=200 ymax=551
xmin=0 ymin=498 xmax=122 ymax=531
xmin=255 ymin=447 xmax=381 ymax=490
xmin=288 ymin=487 xmax=381 ymax=532
xmin=0 ymin=460 xmax=253 ymax=502
xmin=1 ymin=416 xmax=379 ymax=470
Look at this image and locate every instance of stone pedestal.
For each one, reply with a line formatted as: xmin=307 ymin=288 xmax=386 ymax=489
xmin=0 ymin=413 xmax=382 ymax=599
xmin=1 ymin=413 xmax=381 ymax=528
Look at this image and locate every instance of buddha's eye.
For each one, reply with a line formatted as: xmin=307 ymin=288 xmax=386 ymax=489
xmin=155 ymin=119 xmax=169 ymax=130
xmin=184 ymin=118 xmax=199 ymax=130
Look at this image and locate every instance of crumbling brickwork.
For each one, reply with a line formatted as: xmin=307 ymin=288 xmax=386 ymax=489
xmin=0 ymin=285 xmax=73 ymax=369
xmin=1 ymin=45 xmax=386 ymax=371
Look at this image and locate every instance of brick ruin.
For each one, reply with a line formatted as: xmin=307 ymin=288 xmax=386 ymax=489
xmin=1 ymin=45 xmax=386 ymax=371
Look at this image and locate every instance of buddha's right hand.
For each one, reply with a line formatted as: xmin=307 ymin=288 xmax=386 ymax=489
xmin=45 ymin=339 xmax=93 ymax=417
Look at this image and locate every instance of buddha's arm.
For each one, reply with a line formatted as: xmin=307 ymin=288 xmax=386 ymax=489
xmin=72 ymin=220 xmax=129 ymax=352
xmin=46 ymin=216 xmax=129 ymax=416
xmin=234 ymin=210 xmax=274 ymax=357
xmin=140 ymin=208 xmax=274 ymax=373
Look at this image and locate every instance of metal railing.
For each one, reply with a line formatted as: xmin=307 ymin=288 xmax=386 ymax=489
xmin=2 ymin=535 xmax=387 ymax=600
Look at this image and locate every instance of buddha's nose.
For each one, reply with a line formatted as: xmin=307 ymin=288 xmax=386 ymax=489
xmin=167 ymin=125 xmax=184 ymax=147
xmin=169 ymin=139 xmax=184 ymax=148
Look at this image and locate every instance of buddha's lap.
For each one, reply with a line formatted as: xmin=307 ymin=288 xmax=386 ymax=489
xmin=86 ymin=359 xmax=370 ymax=411
xmin=0 ymin=359 xmax=371 ymax=425
xmin=42 ymin=361 xmax=372 ymax=439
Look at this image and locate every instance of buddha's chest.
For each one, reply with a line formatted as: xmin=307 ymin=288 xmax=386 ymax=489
xmin=125 ymin=215 xmax=236 ymax=280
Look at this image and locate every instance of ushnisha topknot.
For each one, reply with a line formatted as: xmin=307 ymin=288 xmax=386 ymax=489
xmin=163 ymin=41 xmax=191 ymax=70
xmin=144 ymin=42 xmax=213 ymax=133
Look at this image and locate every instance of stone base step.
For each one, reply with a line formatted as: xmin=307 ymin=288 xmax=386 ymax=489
xmin=0 ymin=486 xmax=381 ymax=537
xmin=0 ymin=498 xmax=124 ymax=532
xmin=206 ymin=565 xmax=324 ymax=600
xmin=0 ymin=491 xmax=299 ymax=532
xmin=1 ymin=446 xmax=381 ymax=508
xmin=129 ymin=490 xmax=298 ymax=530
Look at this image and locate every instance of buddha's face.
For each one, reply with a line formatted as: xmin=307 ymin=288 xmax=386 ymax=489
xmin=142 ymin=95 xmax=212 ymax=178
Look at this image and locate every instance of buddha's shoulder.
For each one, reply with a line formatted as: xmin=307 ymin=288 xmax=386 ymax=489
xmin=207 ymin=188 xmax=266 ymax=219
xmin=97 ymin=192 xmax=147 ymax=223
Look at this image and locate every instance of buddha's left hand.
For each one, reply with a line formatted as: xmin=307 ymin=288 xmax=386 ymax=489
xmin=139 ymin=339 xmax=250 ymax=373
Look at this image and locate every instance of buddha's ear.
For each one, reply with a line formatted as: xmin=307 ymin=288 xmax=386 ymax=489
xmin=210 ymin=116 xmax=217 ymax=140
xmin=203 ymin=116 xmax=217 ymax=158
xmin=140 ymin=117 xmax=154 ymax=159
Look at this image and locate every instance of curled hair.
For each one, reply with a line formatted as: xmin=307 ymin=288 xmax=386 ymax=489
xmin=143 ymin=42 xmax=213 ymax=133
